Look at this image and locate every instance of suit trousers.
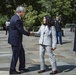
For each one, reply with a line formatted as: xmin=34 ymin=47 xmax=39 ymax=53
xmin=10 ymin=44 xmax=25 ymax=71
xmin=39 ymin=45 xmax=57 ymax=71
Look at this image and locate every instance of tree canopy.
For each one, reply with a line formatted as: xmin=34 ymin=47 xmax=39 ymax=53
xmin=0 ymin=0 xmax=76 ymax=28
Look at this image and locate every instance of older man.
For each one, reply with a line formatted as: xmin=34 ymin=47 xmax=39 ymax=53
xmin=8 ymin=6 xmax=32 ymax=74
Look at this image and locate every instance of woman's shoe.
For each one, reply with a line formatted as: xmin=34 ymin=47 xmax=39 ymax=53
xmin=50 ymin=70 xmax=58 ymax=74
xmin=38 ymin=70 xmax=45 ymax=73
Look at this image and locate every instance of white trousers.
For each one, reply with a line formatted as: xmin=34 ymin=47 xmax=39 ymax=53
xmin=39 ymin=45 xmax=57 ymax=71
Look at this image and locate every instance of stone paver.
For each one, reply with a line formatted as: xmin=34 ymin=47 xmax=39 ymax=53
xmin=0 ymin=28 xmax=76 ymax=75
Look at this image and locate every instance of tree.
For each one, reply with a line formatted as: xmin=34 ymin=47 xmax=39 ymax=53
xmin=0 ymin=14 xmax=8 ymax=27
xmin=0 ymin=0 xmax=76 ymax=28
xmin=38 ymin=0 xmax=74 ymax=24
xmin=23 ymin=5 xmax=38 ymax=31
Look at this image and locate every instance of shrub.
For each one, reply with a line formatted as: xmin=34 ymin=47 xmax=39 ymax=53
xmin=23 ymin=5 xmax=38 ymax=31
xmin=0 ymin=14 xmax=8 ymax=27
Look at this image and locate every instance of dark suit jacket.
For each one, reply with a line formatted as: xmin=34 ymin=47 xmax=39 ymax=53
xmin=55 ymin=20 xmax=62 ymax=32
xmin=8 ymin=14 xmax=30 ymax=46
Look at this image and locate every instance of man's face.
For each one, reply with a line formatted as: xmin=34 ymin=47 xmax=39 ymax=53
xmin=56 ymin=16 xmax=59 ymax=20
xmin=20 ymin=11 xmax=25 ymax=17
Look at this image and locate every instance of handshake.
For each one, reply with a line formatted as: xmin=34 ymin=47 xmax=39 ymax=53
xmin=30 ymin=32 xmax=35 ymax=36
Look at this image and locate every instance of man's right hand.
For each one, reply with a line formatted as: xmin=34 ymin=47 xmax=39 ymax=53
xmin=30 ymin=32 xmax=34 ymax=36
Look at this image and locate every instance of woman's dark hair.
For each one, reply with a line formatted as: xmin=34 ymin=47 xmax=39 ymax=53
xmin=43 ymin=15 xmax=55 ymax=29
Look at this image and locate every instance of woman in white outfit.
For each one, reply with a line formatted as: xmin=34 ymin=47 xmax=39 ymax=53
xmin=34 ymin=15 xmax=57 ymax=74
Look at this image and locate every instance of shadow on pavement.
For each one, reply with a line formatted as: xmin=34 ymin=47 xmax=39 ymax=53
xmin=0 ymin=65 xmax=76 ymax=74
xmin=57 ymin=65 xmax=76 ymax=73
xmin=62 ymin=41 xmax=72 ymax=44
xmin=28 ymin=64 xmax=52 ymax=72
xmin=28 ymin=64 xmax=40 ymax=72
xmin=0 ymin=67 xmax=9 ymax=71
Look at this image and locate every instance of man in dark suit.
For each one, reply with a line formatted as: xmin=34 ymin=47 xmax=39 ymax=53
xmin=8 ymin=6 xmax=32 ymax=74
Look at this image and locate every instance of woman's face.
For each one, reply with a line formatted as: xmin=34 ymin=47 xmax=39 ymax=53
xmin=43 ymin=17 xmax=46 ymax=24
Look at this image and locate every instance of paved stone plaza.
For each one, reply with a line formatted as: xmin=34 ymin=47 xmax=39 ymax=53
xmin=0 ymin=28 xmax=76 ymax=75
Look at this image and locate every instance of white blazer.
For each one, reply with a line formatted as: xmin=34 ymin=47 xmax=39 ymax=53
xmin=34 ymin=24 xmax=57 ymax=48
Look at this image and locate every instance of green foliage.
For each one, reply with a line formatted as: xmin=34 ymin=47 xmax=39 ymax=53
xmin=0 ymin=0 xmax=76 ymax=29
xmin=38 ymin=0 xmax=74 ymax=24
xmin=38 ymin=12 xmax=50 ymax=24
xmin=38 ymin=0 xmax=52 ymax=14
xmin=23 ymin=5 xmax=38 ymax=30
xmin=0 ymin=15 xmax=8 ymax=27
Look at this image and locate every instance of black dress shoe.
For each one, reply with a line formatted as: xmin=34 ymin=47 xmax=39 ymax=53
xmin=50 ymin=70 xmax=58 ymax=74
xmin=38 ymin=70 xmax=45 ymax=73
xmin=10 ymin=70 xmax=21 ymax=74
xmin=19 ymin=68 xmax=29 ymax=73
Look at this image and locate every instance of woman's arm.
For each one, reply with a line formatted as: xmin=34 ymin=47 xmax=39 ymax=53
xmin=51 ymin=26 xmax=57 ymax=49
xmin=34 ymin=25 xmax=42 ymax=36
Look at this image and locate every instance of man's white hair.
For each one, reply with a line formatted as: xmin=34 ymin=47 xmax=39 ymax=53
xmin=16 ymin=6 xmax=25 ymax=12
